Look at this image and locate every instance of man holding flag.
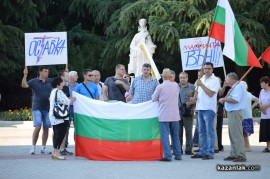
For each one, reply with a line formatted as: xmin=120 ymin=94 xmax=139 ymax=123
xmin=219 ymin=73 xmax=247 ymax=162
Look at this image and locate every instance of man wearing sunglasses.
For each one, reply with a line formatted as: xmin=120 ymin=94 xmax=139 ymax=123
xmin=75 ymin=69 xmax=99 ymax=99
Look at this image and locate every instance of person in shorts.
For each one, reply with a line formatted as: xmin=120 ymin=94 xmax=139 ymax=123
xmin=21 ymin=66 xmax=52 ymax=155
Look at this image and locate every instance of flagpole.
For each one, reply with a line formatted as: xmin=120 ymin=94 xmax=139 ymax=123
xmin=65 ymin=64 xmax=69 ymax=72
xmin=199 ymin=36 xmax=211 ymax=78
xmin=193 ymin=1 xmax=221 ymax=99
xmin=225 ymin=57 xmax=261 ymax=97
xmin=222 ymin=65 xmax=227 ymax=78
xmin=193 ymin=36 xmax=211 ymax=98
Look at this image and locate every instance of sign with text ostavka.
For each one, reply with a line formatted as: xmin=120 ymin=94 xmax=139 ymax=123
xmin=179 ymin=37 xmax=224 ymax=71
xmin=25 ymin=32 xmax=67 ymax=66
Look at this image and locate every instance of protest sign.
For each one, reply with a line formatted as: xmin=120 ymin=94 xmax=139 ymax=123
xmin=25 ymin=32 xmax=67 ymax=66
xmin=179 ymin=37 xmax=224 ymax=71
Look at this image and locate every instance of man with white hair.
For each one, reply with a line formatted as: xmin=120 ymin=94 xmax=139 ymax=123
xmin=68 ymin=71 xmax=79 ymax=96
xmin=219 ymin=73 xmax=247 ymax=162
xmin=65 ymin=71 xmax=79 ymax=148
xmin=152 ymin=68 xmax=182 ymax=162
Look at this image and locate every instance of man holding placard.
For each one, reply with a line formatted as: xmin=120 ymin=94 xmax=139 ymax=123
xmin=21 ymin=66 xmax=52 ymax=155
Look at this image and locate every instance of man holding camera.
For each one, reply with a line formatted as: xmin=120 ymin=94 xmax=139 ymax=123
xmin=179 ymin=72 xmax=195 ymax=155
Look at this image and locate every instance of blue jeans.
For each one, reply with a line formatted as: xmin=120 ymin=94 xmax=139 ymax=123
xmin=197 ymin=110 xmax=215 ymax=156
xmin=160 ymin=121 xmax=181 ymax=160
xmin=32 ymin=110 xmax=51 ymax=128
xmin=193 ymin=113 xmax=199 ymax=145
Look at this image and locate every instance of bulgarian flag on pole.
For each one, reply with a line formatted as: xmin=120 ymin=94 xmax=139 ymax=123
xmin=73 ymin=92 xmax=162 ymax=161
xmin=209 ymin=0 xmax=262 ymax=68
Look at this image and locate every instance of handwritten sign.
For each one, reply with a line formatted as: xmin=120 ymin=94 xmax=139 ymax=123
xmin=179 ymin=37 xmax=224 ymax=71
xmin=25 ymin=32 xmax=67 ymax=66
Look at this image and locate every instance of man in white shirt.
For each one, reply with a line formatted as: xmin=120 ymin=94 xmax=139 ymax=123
xmin=191 ymin=62 xmax=220 ymax=160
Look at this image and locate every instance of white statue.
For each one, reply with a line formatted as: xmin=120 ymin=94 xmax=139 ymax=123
xmin=128 ymin=18 xmax=156 ymax=77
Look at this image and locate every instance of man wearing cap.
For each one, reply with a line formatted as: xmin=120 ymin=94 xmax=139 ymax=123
xmin=152 ymin=68 xmax=182 ymax=161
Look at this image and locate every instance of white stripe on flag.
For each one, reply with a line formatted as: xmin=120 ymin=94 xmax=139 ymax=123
xmin=73 ymin=92 xmax=159 ymax=120
xmin=222 ymin=0 xmax=236 ymax=61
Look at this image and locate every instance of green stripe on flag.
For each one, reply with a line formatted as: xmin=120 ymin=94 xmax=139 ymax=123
xmin=233 ymin=21 xmax=248 ymax=65
xmin=74 ymin=113 xmax=160 ymax=141
xmin=213 ymin=6 xmax=225 ymax=25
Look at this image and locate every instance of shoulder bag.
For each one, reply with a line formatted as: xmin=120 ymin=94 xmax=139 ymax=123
xmin=53 ymin=90 xmax=69 ymax=119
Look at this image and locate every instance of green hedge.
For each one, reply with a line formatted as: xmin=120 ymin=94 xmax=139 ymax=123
xmin=0 ymin=108 xmax=32 ymax=121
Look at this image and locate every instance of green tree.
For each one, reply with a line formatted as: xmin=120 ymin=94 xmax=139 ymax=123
xmin=0 ymin=0 xmax=269 ymax=110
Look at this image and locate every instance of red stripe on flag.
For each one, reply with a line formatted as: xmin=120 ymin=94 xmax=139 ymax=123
xmin=261 ymin=47 xmax=270 ymax=64
xmin=209 ymin=22 xmax=225 ymax=43
xmin=246 ymin=41 xmax=262 ymax=68
xmin=75 ymin=136 xmax=163 ymax=161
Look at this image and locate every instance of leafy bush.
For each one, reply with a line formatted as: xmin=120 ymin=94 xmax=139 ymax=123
xmin=0 ymin=108 xmax=32 ymax=121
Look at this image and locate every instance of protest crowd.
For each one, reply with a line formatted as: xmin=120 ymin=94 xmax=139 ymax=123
xmin=21 ymin=61 xmax=270 ymax=162
xmin=19 ymin=0 xmax=270 ymax=162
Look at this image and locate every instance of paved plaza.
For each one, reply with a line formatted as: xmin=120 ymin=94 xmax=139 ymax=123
xmin=0 ymin=120 xmax=269 ymax=179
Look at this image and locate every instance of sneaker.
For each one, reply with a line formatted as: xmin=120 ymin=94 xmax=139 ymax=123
xmin=29 ymin=146 xmax=36 ymax=155
xmin=41 ymin=148 xmax=52 ymax=155
xmin=185 ymin=151 xmax=194 ymax=155
xmin=262 ymin=148 xmax=270 ymax=153
xmin=202 ymin=155 xmax=214 ymax=160
xmin=159 ymin=158 xmax=171 ymax=162
xmin=60 ymin=149 xmax=73 ymax=156
xmin=224 ymin=156 xmax=237 ymax=161
xmin=191 ymin=154 xmax=203 ymax=159
xmin=233 ymin=156 xmax=246 ymax=162
xmin=219 ymin=147 xmax=224 ymax=152
xmin=174 ymin=157 xmax=182 ymax=160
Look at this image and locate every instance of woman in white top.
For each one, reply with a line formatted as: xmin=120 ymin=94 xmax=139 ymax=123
xmin=259 ymin=76 xmax=270 ymax=153
xmin=49 ymin=77 xmax=76 ymax=160
xmin=240 ymin=81 xmax=259 ymax=152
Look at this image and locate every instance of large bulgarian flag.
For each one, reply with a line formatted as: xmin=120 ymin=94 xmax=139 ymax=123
xmin=209 ymin=0 xmax=262 ymax=68
xmin=73 ymin=92 xmax=162 ymax=161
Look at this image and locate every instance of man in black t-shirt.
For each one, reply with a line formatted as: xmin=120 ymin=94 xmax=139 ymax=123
xmin=103 ymin=64 xmax=130 ymax=102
